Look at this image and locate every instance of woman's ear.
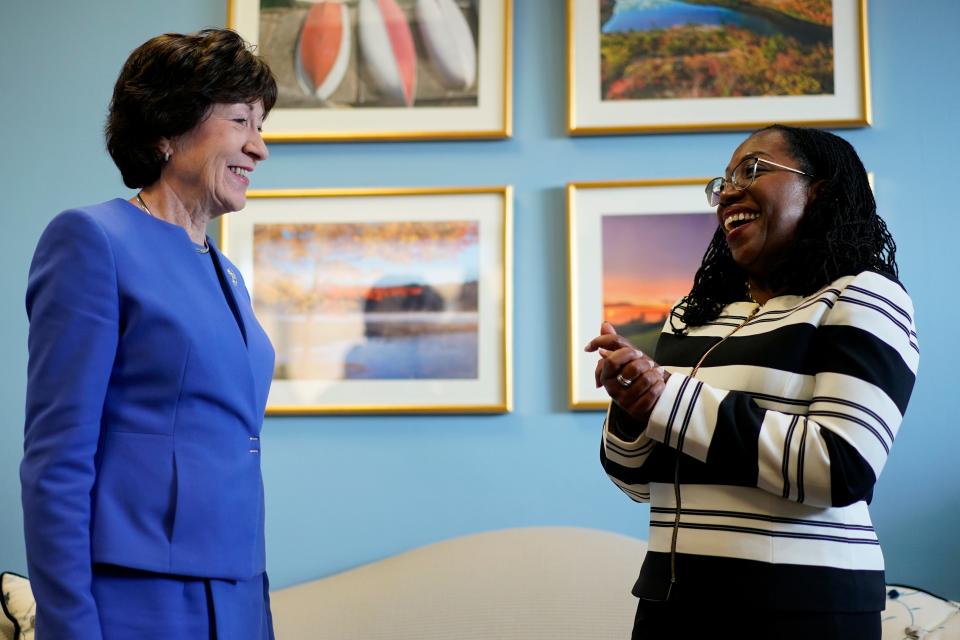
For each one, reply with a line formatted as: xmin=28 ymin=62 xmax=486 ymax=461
xmin=807 ymin=178 xmax=826 ymax=202
xmin=158 ymin=138 xmax=173 ymax=163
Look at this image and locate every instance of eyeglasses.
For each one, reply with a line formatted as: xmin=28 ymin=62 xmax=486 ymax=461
xmin=705 ymin=157 xmax=812 ymax=206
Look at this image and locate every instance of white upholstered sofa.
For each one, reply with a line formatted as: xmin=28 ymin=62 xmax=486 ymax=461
xmin=268 ymin=527 xmax=960 ymax=640
xmin=4 ymin=527 xmax=959 ymax=639
xmin=270 ymin=527 xmax=644 ymax=639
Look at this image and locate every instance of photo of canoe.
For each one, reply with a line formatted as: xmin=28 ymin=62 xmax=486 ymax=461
xmin=601 ymin=212 xmax=717 ymax=355
xmin=599 ymin=0 xmax=834 ymax=101
xmin=258 ymin=0 xmax=479 ymax=108
xmin=252 ymin=220 xmax=480 ymax=380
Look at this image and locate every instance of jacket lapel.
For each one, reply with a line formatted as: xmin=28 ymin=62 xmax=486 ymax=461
xmin=207 ymin=239 xmax=249 ymax=346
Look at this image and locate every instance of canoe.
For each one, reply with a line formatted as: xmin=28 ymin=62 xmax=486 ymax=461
xmin=415 ymin=0 xmax=477 ymax=91
xmin=295 ymin=1 xmax=352 ymax=100
xmin=358 ymin=0 xmax=417 ymax=107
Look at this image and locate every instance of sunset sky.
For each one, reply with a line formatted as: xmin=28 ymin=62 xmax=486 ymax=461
xmin=602 ymin=212 xmax=717 ymax=324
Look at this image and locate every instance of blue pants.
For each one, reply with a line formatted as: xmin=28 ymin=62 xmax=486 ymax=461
xmin=92 ymin=565 xmax=273 ymax=640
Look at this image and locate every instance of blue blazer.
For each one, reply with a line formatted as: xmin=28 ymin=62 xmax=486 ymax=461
xmin=22 ymin=199 xmax=275 ymax=636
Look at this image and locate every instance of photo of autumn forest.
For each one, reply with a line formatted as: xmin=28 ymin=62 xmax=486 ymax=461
xmin=599 ymin=0 xmax=834 ymax=101
xmin=601 ymin=212 xmax=717 ymax=355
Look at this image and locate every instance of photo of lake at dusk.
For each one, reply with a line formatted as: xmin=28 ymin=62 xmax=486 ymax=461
xmin=252 ymin=220 xmax=480 ymax=381
xmin=601 ymin=211 xmax=717 ymax=354
xmin=599 ymin=0 xmax=834 ymax=101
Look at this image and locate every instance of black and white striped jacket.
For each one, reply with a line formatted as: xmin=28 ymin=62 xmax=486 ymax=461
xmin=601 ymin=270 xmax=919 ymax=611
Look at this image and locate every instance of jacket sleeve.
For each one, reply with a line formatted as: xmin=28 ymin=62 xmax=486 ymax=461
xmin=599 ymin=387 xmax=659 ymax=505
xmin=639 ymin=271 xmax=918 ymax=508
xmin=21 ymin=209 xmax=118 ymax=639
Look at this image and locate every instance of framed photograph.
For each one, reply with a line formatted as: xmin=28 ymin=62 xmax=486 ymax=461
xmin=567 ymin=0 xmax=870 ymax=135
xmin=227 ymin=0 xmax=512 ymax=141
xmin=567 ymin=179 xmax=717 ymax=409
xmin=221 ymin=186 xmax=513 ymax=413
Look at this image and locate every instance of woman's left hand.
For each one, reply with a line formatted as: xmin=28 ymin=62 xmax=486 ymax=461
xmin=585 ymin=322 xmax=670 ymax=419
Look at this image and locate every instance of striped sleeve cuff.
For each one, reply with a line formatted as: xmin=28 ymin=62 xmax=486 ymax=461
xmin=603 ymin=404 xmax=657 ymax=465
xmin=647 ymin=372 xmax=729 ymax=462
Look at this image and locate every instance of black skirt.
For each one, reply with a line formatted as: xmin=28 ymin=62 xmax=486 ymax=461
xmin=632 ymin=598 xmax=881 ymax=640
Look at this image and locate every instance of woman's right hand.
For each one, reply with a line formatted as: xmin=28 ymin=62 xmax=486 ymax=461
xmin=584 ymin=322 xmax=670 ymax=420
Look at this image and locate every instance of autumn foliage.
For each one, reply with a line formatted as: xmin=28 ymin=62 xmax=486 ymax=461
xmin=251 ymin=220 xmax=479 ymax=314
xmin=600 ymin=0 xmax=835 ymax=100
xmin=685 ymin=0 xmax=832 ymax=26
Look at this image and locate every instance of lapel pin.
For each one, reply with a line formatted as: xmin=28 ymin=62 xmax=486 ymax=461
xmin=227 ymin=267 xmax=238 ymax=286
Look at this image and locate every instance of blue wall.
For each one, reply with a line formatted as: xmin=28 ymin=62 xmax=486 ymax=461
xmin=2 ymin=0 xmax=958 ymax=598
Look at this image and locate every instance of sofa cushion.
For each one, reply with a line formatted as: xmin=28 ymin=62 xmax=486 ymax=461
xmin=1 ymin=572 xmax=35 ymax=640
xmin=270 ymin=527 xmax=646 ymax=639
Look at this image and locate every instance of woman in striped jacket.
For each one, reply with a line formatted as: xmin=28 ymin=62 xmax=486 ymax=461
xmin=586 ymin=125 xmax=917 ymax=639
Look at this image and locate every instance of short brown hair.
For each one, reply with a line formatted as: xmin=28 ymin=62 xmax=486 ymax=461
xmin=105 ymin=28 xmax=277 ymax=188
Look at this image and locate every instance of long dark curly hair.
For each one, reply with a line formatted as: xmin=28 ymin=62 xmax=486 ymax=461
xmin=671 ymin=124 xmax=899 ymax=333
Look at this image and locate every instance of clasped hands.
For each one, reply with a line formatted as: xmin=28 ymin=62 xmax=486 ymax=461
xmin=584 ymin=321 xmax=670 ymax=420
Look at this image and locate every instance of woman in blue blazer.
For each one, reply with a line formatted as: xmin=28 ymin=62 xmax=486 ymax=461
xmin=22 ymin=29 xmax=278 ymax=639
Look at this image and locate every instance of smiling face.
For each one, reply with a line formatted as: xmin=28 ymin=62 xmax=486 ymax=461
xmin=716 ymin=129 xmax=814 ymax=283
xmin=162 ymin=101 xmax=268 ymax=217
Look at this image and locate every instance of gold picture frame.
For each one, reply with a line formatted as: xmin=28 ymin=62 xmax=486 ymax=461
xmin=227 ymin=0 xmax=512 ymax=141
xmin=221 ymin=186 xmax=513 ymax=414
xmin=567 ymin=178 xmax=716 ymax=409
xmin=567 ymin=0 xmax=871 ymax=135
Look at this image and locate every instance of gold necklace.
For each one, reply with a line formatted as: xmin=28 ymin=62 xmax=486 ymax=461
xmin=135 ymin=193 xmax=210 ymax=254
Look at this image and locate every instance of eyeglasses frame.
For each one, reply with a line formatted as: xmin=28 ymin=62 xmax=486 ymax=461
xmin=705 ymin=157 xmax=812 ymax=207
